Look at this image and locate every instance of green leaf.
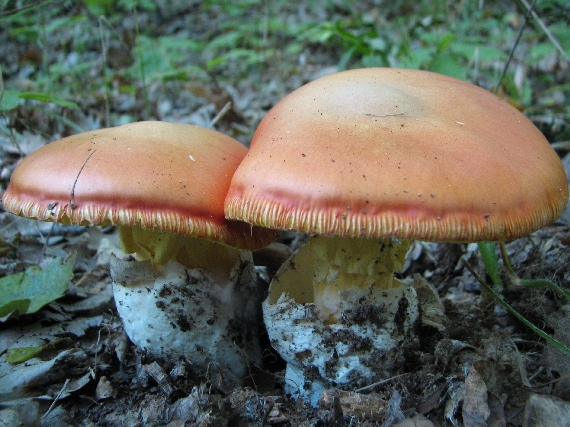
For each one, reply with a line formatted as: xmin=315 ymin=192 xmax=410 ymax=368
xmin=519 ymin=279 xmax=570 ymax=302
xmin=6 ymin=337 xmax=74 ymax=363
xmin=337 ymin=46 xmax=356 ymax=71
xmin=437 ymin=33 xmax=456 ymax=51
xmin=17 ymin=92 xmax=79 ymax=109
xmin=5 ymin=346 xmax=44 ymax=363
xmin=81 ymin=0 xmax=114 ymax=15
xmin=429 ymin=52 xmax=467 ymax=80
xmin=0 ymin=90 xmax=80 ymax=111
xmin=0 ymin=89 xmax=21 ymax=111
xmin=451 ymin=42 xmax=506 ymax=63
xmin=0 ymin=299 xmax=31 ymax=318
xmin=478 ymin=241 xmax=502 ymax=289
xmin=0 ymin=253 xmax=76 ymax=317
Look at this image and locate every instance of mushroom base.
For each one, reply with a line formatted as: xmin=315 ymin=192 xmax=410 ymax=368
xmin=111 ymin=252 xmax=263 ymax=383
xmin=263 ymin=235 xmax=418 ymax=405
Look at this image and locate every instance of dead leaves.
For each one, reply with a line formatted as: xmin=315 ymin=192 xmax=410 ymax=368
xmin=462 ymin=366 xmax=491 ymax=427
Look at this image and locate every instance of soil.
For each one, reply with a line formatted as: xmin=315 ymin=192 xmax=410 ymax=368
xmin=1 ymin=2 xmax=570 ymax=427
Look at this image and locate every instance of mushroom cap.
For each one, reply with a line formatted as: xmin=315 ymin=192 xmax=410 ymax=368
xmin=3 ymin=121 xmax=276 ymax=250
xmin=225 ymin=68 xmax=568 ymax=242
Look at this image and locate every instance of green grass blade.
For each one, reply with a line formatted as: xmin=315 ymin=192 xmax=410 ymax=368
xmin=478 ymin=241 xmax=502 ymax=289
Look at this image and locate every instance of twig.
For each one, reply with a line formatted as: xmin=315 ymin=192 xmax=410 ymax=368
xmin=516 ymin=0 xmax=570 ymax=63
xmin=354 ymin=372 xmax=408 ymax=393
xmin=493 ymin=0 xmax=536 ymax=94
xmin=42 ymin=378 xmax=70 ymax=419
xmin=528 ymin=372 xmax=570 ymax=388
xmin=93 ymin=324 xmax=103 ymax=378
xmin=37 ymin=220 xmax=55 ymax=262
xmin=209 ymin=102 xmax=232 ymax=128
xmin=74 ymin=266 xmax=98 ymax=287
xmin=0 ymin=0 xmax=56 ymax=18
xmin=69 ymin=150 xmax=97 ymax=212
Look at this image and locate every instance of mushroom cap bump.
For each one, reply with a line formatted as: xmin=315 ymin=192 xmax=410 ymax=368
xmin=3 ymin=121 xmax=275 ymax=250
xmin=225 ymin=68 xmax=568 ymax=241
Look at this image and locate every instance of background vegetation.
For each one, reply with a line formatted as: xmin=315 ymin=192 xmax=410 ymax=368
xmin=1 ymin=0 xmax=569 ymax=148
xmin=0 ymin=1 xmax=569 ymax=425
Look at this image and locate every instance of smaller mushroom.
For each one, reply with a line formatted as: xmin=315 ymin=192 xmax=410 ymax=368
xmin=2 ymin=121 xmax=277 ymax=382
xmin=225 ymin=68 xmax=569 ymax=404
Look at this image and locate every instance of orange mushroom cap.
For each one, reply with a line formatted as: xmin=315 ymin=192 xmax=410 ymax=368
xmin=225 ymin=68 xmax=569 ymax=242
xmin=3 ymin=121 xmax=276 ymax=250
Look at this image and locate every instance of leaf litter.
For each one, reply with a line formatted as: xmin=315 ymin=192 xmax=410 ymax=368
xmin=1 ymin=2 xmax=570 ymax=426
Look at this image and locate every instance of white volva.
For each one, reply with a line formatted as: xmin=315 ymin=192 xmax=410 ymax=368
xmin=263 ymin=236 xmax=418 ymax=406
xmin=111 ymin=252 xmax=262 ymax=383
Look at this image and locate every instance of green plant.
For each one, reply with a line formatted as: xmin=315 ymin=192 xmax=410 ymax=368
xmin=0 ymin=79 xmax=82 ymax=150
xmin=0 ymin=253 xmax=76 ymax=318
xmin=463 ymin=245 xmax=570 ymax=356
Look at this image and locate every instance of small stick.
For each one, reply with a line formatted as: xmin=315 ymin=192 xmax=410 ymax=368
xmin=493 ymin=0 xmax=536 ymax=94
xmin=518 ymin=0 xmax=570 ymax=63
xmin=354 ymin=372 xmax=408 ymax=393
xmin=209 ymin=102 xmax=232 ymax=128
xmin=69 ymin=150 xmax=96 ymax=212
xmin=42 ymin=378 xmax=70 ymax=419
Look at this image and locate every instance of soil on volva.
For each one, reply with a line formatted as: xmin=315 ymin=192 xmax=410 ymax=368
xmin=1 ymin=2 xmax=569 ymax=426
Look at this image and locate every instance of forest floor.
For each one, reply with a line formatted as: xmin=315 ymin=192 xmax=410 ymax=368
xmin=1 ymin=2 xmax=570 ymax=426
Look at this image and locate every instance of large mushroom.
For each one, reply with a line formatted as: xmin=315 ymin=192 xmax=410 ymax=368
xmin=225 ymin=68 xmax=569 ymax=403
xmin=2 ymin=121 xmax=277 ymax=382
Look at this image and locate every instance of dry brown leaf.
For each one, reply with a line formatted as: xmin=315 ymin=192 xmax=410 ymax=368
xmin=487 ymin=392 xmax=506 ymax=427
xmin=462 ymin=365 xmax=490 ymax=427
xmin=523 ymin=393 xmax=570 ymax=427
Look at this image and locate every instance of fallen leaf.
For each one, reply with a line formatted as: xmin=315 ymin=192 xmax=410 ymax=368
xmin=0 ymin=349 xmax=86 ymax=400
xmin=523 ymin=393 xmax=570 ymax=427
xmin=6 ymin=337 xmax=74 ymax=363
xmin=444 ymin=382 xmax=465 ymax=427
xmin=0 ymin=253 xmax=76 ymax=318
xmin=463 ymin=365 xmax=490 ymax=427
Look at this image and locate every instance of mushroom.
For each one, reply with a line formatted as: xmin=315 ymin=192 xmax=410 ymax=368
xmin=224 ymin=68 xmax=569 ymax=403
xmin=2 ymin=121 xmax=277 ymax=382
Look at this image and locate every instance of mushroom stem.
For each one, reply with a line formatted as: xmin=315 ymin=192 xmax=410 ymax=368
xmin=118 ymin=225 xmax=242 ymax=286
xmin=263 ymin=235 xmax=418 ymax=404
xmin=111 ymin=224 xmax=265 ymax=382
xmin=268 ymin=235 xmax=412 ymax=323
xmin=111 ymin=253 xmax=262 ymax=382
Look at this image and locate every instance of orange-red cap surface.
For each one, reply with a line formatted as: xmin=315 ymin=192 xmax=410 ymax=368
xmin=3 ymin=121 xmax=276 ymax=250
xmin=225 ymin=68 xmax=568 ymax=242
